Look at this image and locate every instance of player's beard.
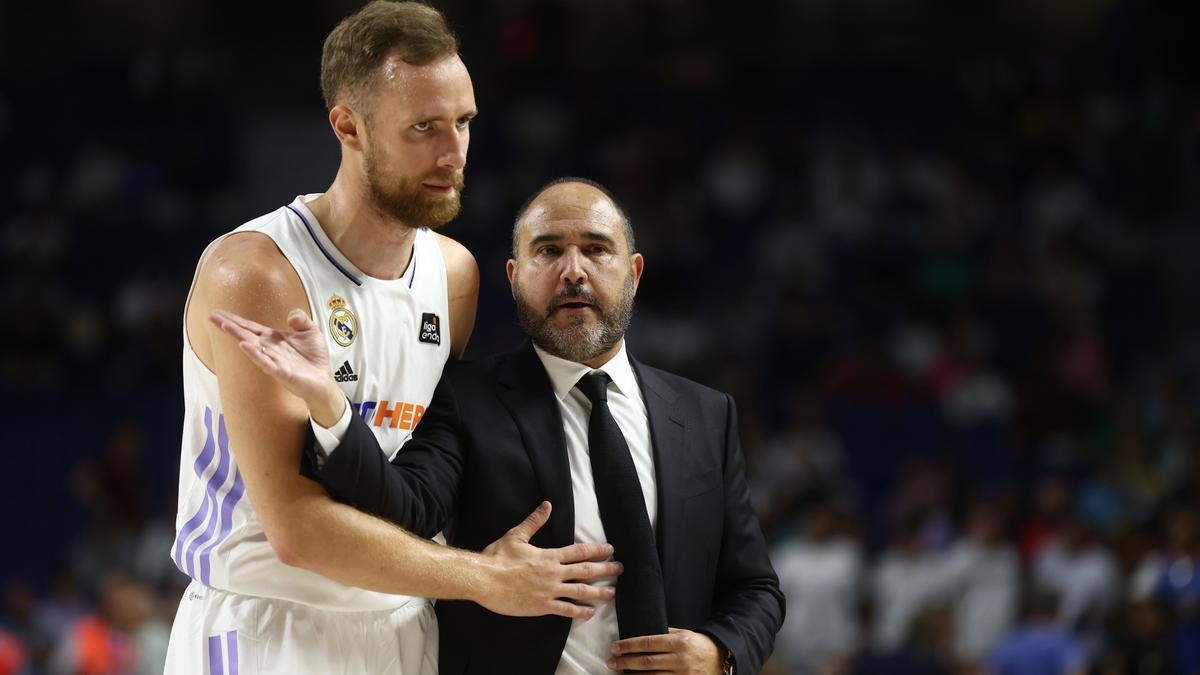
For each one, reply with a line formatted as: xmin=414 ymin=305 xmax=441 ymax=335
xmin=362 ymin=143 xmax=463 ymax=231
xmin=514 ymin=275 xmax=635 ymax=363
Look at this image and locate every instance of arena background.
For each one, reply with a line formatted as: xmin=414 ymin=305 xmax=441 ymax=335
xmin=2 ymin=1 xmax=1200 ymax=672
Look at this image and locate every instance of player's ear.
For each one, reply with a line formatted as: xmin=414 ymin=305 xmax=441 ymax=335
xmin=329 ymin=104 xmax=364 ymax=151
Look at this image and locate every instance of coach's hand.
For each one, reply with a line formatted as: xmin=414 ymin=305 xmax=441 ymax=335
xmin=478 ymin=501 xmax=621 ymax=620
xmin=608 ymin=629 xmax=725 ymax=673
xmin=209 ymin=308 xmax=346 ymax=426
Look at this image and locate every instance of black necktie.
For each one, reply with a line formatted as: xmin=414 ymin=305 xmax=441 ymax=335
xmin=575 ymin=371 xmax=668 ymax=638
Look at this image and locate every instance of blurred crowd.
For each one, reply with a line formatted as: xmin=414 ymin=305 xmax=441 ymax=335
xmin=3 ymin=0 xmax=1200 ymax=673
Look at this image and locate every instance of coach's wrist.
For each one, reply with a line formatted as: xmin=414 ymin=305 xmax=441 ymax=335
xmin=310 ymin=386 xmax=348 ymax=429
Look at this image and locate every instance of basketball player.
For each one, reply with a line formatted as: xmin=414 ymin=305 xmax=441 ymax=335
xmin=164 ymin=3 xmax=620 ymax=673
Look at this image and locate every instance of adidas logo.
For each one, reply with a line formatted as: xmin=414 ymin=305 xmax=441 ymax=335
xmin=334 ymin=361 xmax=359 ymax=383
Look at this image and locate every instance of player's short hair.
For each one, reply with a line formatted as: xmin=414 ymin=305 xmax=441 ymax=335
xmin=511 ymin=177 xmax=637 ymax=259
xmin=320 ymin=1 xmax=459 ymax=112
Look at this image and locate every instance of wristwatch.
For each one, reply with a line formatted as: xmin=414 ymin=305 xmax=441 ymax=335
xmin=720 ymin=648 xmax=734 ymax=675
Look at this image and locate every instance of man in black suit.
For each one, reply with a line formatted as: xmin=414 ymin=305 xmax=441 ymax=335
xmin=217 ymin=178 xmax=783 ymax=674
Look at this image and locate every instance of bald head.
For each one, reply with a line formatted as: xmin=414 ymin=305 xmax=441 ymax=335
xmin=511 ymin=178 xmax=635 ymax=259
xmin=506 ymin=177 xmax=645 ymax=366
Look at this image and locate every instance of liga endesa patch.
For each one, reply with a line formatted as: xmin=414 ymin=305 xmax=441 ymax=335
xmin=419 ymin=312 xmax=441 ymax=345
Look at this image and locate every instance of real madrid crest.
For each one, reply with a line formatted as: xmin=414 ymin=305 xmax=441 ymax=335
xmin=327 ymin=294 xmax=358 ymax=347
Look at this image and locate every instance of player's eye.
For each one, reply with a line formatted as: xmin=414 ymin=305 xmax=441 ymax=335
xmin=413 ymin=121 xmax=431 ymax=132
xmin=455 ymin=117 xmax=471 ymax=129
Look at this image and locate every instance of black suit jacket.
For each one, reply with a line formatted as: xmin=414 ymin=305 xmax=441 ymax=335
xmin=305 ymin=342 xmax=784 ymax=674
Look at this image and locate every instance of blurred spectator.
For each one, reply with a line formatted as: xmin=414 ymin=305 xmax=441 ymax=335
xmin=750 ymin=390 xmax=852 ymax=531
xmin=1131 ymin=503 xmax=1200 ymax=674
xmin=942 ymin=499 xmax=1021 ymax=666
xmin=849 ymin=606 xmax=954 ymax=675
xmin=0 ymin=627 xmax=27 ymax=675
xmin=2 ymin=580 xmax=45 ymax=673
xmin=1130 ymin=505 xmax=1199 ymax=603
xmin=1100 ymin=600 xmax=1179 ymax=675
xmin=772 ymin=494 xmax=863 ymax=673
xmin=1020 ymin=476 xmax=1074 ymax=562
xmin=885 ymin=461 xmax=958 ymax=554
xmin=1032 ymin=516 xmax=1122 ymax=662
xmin=46 ymin=574 xmax=157 ymax=675
xmin=31 ymin=568 xmax=87 ymax=667
xmin=987 ymin=591 xmax=1087 ymax=675
xmin=869 ymin=515 xmax=954 ymax=653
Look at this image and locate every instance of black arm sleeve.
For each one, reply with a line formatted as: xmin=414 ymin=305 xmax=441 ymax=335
xmin=299 ymin=375 xmax=467 ymax=539
xmin=696 ymin=394 xmax=786 ymax=674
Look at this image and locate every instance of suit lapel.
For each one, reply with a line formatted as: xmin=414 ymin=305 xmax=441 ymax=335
xmin=497 ymin=342 xmax=575 ymax=547
xmin=632 ymin=358 xmax=687 ymax=598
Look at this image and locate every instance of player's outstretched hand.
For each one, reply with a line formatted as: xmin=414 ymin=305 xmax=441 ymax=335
xmin=209 ymin=308 xmax=343 ymax=422
xmin=478 ymin=501 xmax=622 ymax=620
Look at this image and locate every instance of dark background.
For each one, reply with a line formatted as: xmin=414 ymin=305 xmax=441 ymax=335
xmin=2 ymin=1 xmax=1200 ymax=672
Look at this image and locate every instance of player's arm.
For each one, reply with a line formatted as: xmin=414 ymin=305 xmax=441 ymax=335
xmin=211 ymin=302 xmax=466 ymax=538
xmin=191 ymin=233 xmax=616 ymax=618
xmin=436 ymin=233 xmax=478 ymax=359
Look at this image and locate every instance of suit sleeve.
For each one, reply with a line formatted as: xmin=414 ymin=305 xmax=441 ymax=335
xmin=299 ymin=374 xmax=466 ymax=538
xmin=696 ymin=393 xmax=785 ymax=674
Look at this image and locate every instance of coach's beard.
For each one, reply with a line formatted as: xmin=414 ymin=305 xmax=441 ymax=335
xmin=364 ymin=153 xmax=463 ymax=231
xmin=515 ymin=278 xmax=635 ymax=363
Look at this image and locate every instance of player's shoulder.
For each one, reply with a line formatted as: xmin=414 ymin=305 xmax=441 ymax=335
xmin=203 ymin=232 xmax=293 ymax=286
xmin=433 ymin=232 xmax=479 ymax=290
xmin=196 ymin=231 xmax=302 ymax=308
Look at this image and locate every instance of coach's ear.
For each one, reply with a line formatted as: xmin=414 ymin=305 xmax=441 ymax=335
xmin=630 ymin=252 xmax=644 ymax=294
xmin=329 ymin=104 xmax=364 ymax=152
xmin=506 ymin=258 xmax=517 ymax=297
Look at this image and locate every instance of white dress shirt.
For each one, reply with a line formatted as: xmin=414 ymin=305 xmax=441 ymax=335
xmin=533 ymin=341 xmax=658 ymax=675
xmin=314 ymin=340 xmax=658 ymax=674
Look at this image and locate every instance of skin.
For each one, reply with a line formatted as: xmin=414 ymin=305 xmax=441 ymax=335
xmin=187 ymin=54 xmax=619 ymax=619
xmin=214 ymin=181 xmax=731 ymax=672
xmin=506 ymin=182 xmax=643 ymax=369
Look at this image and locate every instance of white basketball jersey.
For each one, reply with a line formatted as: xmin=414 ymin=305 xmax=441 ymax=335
xmin=172 ymin=194 xmax=452 ymax=611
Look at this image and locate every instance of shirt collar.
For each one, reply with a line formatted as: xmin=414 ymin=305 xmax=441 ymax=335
xmin=532 ymin=340 xmax=640 ymax=403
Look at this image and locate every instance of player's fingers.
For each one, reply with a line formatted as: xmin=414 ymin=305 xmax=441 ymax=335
xmin=218 ymin=308 xmax=278 ymax=336
xmin=237 ymin=341 xmax=278 ymax=373
xmin=562 ymin=560 xmax=623 ymax=582
xmin=210 ymin=309 xmax=263 ymax=334
xmin=210 ymin=311 xmax=254 ymax=339
xmin=559 ymin=581 xmax=615 ymax=603
xmin=505 ymin=501 xmax=551 ymax=543
xmin=256 ymin=343 xmax=286 ymax=372
xmin=556 ymin=541 xmax=615 ymax=564
xmin=545 ymin=600 xmax=596 ymax=620
xmin=286 ymin=308 xmax=315 ymax=331
xmin=215 ymin=320 xmax=253 ymax=344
